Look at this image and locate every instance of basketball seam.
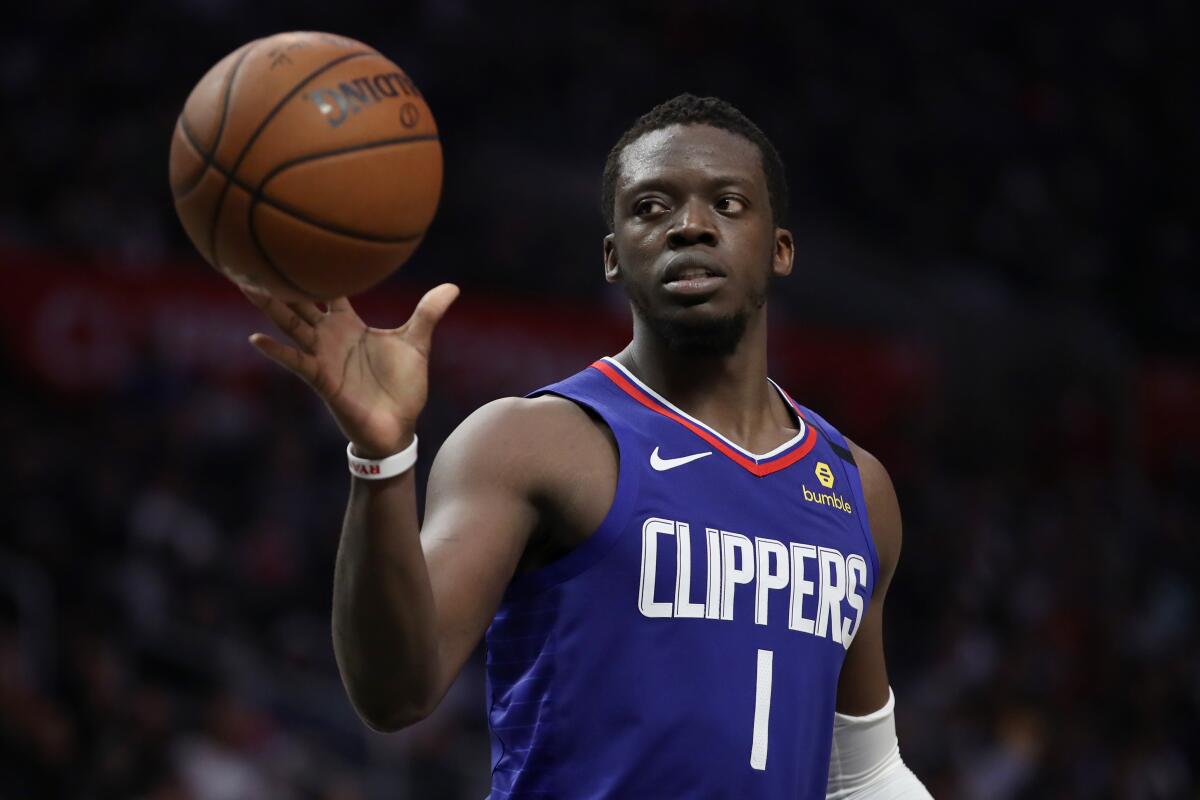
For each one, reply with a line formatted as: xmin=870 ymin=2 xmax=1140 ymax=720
xmin=172 ymin=40 xmax=260 ymax=202
xmin=178 ymin=117 xmax=317 ymax=297
xmin=254 ymin=133 xmax=440 ymax=240
xmin=179 ymin=120 xmax=434 ymax=243
xmin=205 ymin=49 xmax=376 ymax=277
xmin=247 ymin=133 xmax=436 ymax=298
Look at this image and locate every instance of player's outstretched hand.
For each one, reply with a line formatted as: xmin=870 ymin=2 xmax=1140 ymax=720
xmin=242 ymin=284 xmax=459 ymax=458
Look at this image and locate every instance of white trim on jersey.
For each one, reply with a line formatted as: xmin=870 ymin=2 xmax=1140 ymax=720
xmin=600 ymin=356 xmax=808 ymax=462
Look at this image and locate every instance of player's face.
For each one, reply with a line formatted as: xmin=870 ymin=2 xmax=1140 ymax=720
xmin=604 ymin=124 xmax=793 ymax=355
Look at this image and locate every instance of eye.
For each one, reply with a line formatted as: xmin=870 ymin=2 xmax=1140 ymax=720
xmin=715 ymin=195 xmax=747 ymax=214
xmin=634 ymin=198 xmax=668 ymax=217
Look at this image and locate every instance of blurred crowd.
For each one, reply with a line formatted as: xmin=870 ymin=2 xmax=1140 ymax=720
xmin=2 ymin=307 xmax=1196 ymax=799
xmin=2 ymin=1 xmax=1198 ymax=798
xmin=2 ymin=2 xmax=1195 ymax=353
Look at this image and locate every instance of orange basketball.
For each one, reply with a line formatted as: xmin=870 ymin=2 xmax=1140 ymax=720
xmin=169 ymin=32 xmax=442 ymax=300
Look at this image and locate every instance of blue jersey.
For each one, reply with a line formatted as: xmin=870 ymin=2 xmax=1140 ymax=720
xmin=485 ymin=357 xmax=879 ymax=799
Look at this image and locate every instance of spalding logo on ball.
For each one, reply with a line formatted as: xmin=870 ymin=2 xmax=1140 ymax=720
xmin=169 ymin=32 xmax=442 ymax=301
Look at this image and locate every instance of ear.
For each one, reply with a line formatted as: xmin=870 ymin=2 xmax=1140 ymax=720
xmin=772 ymin=227 xmax=795 ymax=278
xmin=603 ymin=233 xmax=621 ymax=283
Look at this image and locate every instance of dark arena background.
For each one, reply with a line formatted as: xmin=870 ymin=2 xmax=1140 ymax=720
xmin=2 ymin=3 xmax=1197 ymax=798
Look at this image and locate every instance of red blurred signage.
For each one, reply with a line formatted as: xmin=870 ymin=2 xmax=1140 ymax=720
xmin=0 ymin=249 xmax=940 ymax=448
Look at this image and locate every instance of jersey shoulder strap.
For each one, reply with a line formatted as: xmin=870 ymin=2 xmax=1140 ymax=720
xmin=504 ymin=363 xmax=643 ymax=599
xmin=525 ymin=362 xmax=646 ymax=437
xmin=793 ymin=403 xmax=882 ymax=585
xmin=794 ymin=402 xmax=856 ymax=466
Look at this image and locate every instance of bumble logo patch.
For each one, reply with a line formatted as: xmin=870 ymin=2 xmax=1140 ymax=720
xmin=815 ymin=461 xmax=835 ymax=489
xmin=802 ymin=485 xmax=854 ymax=515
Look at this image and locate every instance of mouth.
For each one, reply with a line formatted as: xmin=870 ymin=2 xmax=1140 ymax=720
xmin=661 ymin=256 xmax=727 ymax=297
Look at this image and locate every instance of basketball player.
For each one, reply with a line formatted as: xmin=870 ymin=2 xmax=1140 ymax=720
xmin=244 ymin=94 xmax=932 ymax=798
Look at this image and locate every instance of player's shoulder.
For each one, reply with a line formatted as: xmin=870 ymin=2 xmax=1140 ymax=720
xmin=796 ymin=402 xmax=888 ymax=495
xmin=460 ymin=394 xmax=604 ymax=440
xmin=844 ymin=439 xmax=891 ymax=498
xmin=435 ymin=395 xmax=615 ymax=488
xmin=845 ymin=438 xmax=902 ymax=578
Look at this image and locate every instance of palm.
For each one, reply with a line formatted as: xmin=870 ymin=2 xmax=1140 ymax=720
xmin=244 ymin=285 xmax=459 ymax=456
xmin=317 ymin=311 xmax=431 ymax=447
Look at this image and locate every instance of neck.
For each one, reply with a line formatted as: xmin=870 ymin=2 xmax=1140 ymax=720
xmin=614 ymin=307 xmax=797 ymax=453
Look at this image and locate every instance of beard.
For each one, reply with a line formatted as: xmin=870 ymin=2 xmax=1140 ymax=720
xmin=643 ymin=309 xmax=749 ymax=356
xmin=627 ymin=283 xmax=762 ymax=357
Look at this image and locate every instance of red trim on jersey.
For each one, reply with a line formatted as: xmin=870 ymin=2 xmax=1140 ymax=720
xmin=591 ymin=360 xmax=816 ymax=478
xmin=774 ymin=385 xmax=810 ymax=422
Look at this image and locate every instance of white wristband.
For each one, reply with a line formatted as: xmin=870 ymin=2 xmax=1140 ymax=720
xmin=346 ymin=436 xmax=418 ymax=480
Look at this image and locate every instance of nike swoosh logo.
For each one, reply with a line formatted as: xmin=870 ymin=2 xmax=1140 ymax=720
xmin=650 ymin=446 xmax=713 ymax=471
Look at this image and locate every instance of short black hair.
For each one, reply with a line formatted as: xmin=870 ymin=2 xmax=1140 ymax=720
xmin=601 ymin=94 xmax=789 ymax=231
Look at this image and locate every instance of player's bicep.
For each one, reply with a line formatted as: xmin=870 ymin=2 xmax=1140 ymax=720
xmin=836 ymin=590 xmax=889 ymax=715
xmin=422 ymin=488 xmax=535 ymax=663
xmin=419 ymin=399 xmax=543 ymax=681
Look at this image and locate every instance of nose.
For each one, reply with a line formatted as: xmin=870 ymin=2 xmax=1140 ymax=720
xmin=667 ymin=199 xmax=718 ymax=249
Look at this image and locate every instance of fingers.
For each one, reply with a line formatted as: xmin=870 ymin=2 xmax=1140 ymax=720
xmin=248 ymin=333 xmax=323 ymax=389
xmin=239 ymin=284 xmax=273 ymax=308
xmin=405 ymin=283 xmax=460 ymax=352
xmin=287 ymin=300 xmax=324 ymax=326
xmin=239 ymin=286 xmax=319 ymax=350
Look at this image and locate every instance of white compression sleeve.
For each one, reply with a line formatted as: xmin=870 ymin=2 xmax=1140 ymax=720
xmin=826 ymin=688 xmax=933 ymax=799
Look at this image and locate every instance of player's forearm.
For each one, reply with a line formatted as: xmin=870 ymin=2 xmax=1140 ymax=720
xmin=333 ymin=471 xmax=442 ymax=731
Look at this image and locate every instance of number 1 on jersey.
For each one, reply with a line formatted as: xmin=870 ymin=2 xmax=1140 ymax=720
xmin=750 ymin=648 xmax=773 ymax=770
